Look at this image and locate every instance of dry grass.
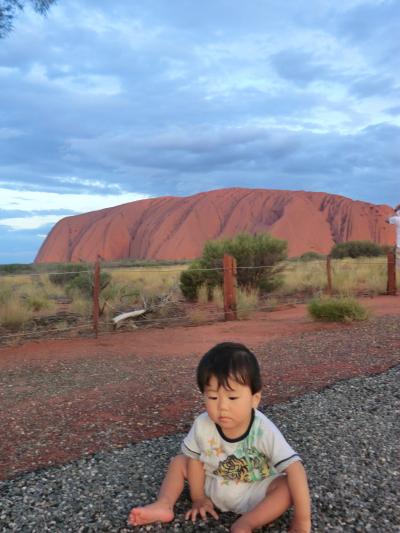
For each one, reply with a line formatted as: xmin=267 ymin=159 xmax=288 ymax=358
xmin=69 ymin=292 xmax=92 ymax=317
xmin=330 ymin=257 xmax=387 ymax=295
xmin=212 ymin=286 xmax=224 ymax=309
xmin=279 ymin=257 xmax=391 ymax=296
xmin=0 ymin=258 xmax=397 ymax=334
xmin=187 ymin=308 xmax=211 ymax=324
xmin=0 ymin=295 xmax=32 ymax=329
xmin=107 ymin=266 xmax=185 ymax=295
xmin=236 ymin=287 xmax=259 ymax=319
xmin=211 ymin=285 xmax=259 ymax=319
xmin=278 ymin=260 xmax=327 ymax=295
xmin=197 ymin=284 xmax=210 ymax=304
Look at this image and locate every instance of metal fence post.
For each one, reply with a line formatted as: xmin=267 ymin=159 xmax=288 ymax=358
xmin=92 ymin=256 xmax=100 ymax=337
xmin=223 ymin=254 xmax=237 ymax=320
xmin=387 ymin=251 xmax=397 ymax=296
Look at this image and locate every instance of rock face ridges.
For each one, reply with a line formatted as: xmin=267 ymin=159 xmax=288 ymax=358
xmin=35 ymin=188 xmax=395 ymax=263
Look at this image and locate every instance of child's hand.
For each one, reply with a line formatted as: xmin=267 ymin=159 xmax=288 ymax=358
xmin=185 ymin=497 xmax=219 ymax=522
xmin=289 ymin=514 xmax=311 ymax=533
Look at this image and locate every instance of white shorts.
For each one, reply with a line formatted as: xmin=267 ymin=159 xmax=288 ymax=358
xmin=205 ymin=473 xmax=283 ymax=514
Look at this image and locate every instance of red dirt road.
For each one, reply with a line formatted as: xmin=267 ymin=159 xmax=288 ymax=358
xmin=1 ymin=296 xmax=399 ymax=480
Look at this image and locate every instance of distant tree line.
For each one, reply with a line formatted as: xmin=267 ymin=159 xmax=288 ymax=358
xmin=330 ymin=240 xmax=391 ymax=259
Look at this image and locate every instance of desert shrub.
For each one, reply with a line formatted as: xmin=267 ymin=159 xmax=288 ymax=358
xmin=101 ymin=281 xmax=141 ymax=306
xmin=180 ymin=233 xmax=287 ymax=301
xmin=25 ymin=294 xmax=54 ymax=312
xmin=48 ymin=264 xmax=90 ymax=286
xmin=380 ymin=244 xmax=395 ymax=255
xmin=331 ymin=241 xmax=386 ymax=259
xmin=298 ymin=251 xmax=326 ymax=261
xmin=0 ymin=264 xmax=35 ymax=275
xmin=308 ymin=297 xmax=368 ymax=322
xmin=180 ymin=260 xmax=206 ymax=300
xmin=66 ymin=271 xmax=111 ymax=298
xmin=0 ymin=295 xmax=32 ymax=329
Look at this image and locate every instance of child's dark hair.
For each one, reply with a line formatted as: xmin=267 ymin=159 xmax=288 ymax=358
xmin=197 ymin=342 xmax=262 ymax=394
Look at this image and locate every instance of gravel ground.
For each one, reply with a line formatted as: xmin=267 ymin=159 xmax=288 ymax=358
xmin=2 ymin=314 xmax=399 ymax=481
xmin=1 ymin=366 xmax=399 ymax=533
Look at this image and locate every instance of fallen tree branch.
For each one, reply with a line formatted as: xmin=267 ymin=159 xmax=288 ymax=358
xmin=112 ymin=309 xmax=146 ymax=328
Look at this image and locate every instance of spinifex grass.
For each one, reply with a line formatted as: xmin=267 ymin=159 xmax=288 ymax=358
xmin=330 ymin=257 xmax=387 ymax=295
xmin=106 ymin=265 xmax=185 ymax=297
xmin=0 ymin=293 xmax=32 ymax=329
xmin=279 ymin=256 xmax=390 ymax=297
xmin=236 ymin=287 xmax=259 ymax=319
xmin=308 ymin=296 xmax=369 ymax=322
xmin=278 ymin=260 xmax=326 ymax=296
xmin=211 ymin=285 xmax=259 ymax=319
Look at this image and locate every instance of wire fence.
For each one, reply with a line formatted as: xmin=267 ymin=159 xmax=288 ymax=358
xmin=0 ymin=253 xmax=397 ymax=345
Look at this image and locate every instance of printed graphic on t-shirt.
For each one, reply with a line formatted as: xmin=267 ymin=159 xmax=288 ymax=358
xmin=207 ymin=423 xmax=271 ymax=484
xmin=213 ymin=448 xmax=270 ymax=483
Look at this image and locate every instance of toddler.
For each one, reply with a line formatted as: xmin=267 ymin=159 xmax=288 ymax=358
xmin=129 ymin=342 xmax=311 ymax=533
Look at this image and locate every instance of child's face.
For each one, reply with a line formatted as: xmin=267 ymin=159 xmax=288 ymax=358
xmin=204 ymin=375 xmax=261 ymax=439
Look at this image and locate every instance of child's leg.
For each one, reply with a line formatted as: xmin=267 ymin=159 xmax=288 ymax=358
xmin=128 ymin=455 xmax=188 ymax=526
xmin=230 ymin=476 xmax=291 ymax=533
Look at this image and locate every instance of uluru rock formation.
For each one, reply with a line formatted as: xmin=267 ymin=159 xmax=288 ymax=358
xmin=35 ymin=188 xmax=395 ymax=263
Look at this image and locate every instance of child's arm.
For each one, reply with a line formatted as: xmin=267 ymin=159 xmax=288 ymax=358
xmin=285 ymin=461 xmax=311 ymax=533
xmin=184 ymin=458 xmax=218 ymax=522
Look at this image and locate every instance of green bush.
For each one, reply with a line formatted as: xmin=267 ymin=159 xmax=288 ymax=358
xmin=66 ymin=271 xmax=111 ymax=298
xmin=308 ymin=297 xmax=369 ymax=322
xmin=180 ymin=232 xmax=287 ymax=300
xmin=331 ymin=241 xmax=386 ymax=259
xmin=298 ymin=251 xmax=326 ymax=261
xmin=0 ymin=264 xmax=35 ymax=275
xmin=180 ymin=261 xmax=206 ymax=301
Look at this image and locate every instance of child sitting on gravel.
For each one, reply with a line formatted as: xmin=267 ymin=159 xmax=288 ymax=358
xmin=128 ymin=342 xmax=311 ymax=533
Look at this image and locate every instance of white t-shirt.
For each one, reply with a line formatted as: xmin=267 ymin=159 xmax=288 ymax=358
xmin=182 ymin=409 xmax=300 ymax=513
xmin=388 ymin=214 xmax=400 ymax=247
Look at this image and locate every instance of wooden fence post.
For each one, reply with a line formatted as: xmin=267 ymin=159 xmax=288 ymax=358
xmin=92 ymin=256 xmax=100 ymax=337
xmin=223 ymin=254 xmax=237 ymax=321
xmin=326 ymin=255 xmax=333 ymax=296
xmin=386 ymin=251 xmax=397 ymax=296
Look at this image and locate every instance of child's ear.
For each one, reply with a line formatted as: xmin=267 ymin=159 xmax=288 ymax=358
xmin=252 ymin=391 xmax=261 ymax=408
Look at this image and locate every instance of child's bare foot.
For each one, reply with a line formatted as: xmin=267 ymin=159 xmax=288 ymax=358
xmin=128 ymin=501 xmax=174 ymax=526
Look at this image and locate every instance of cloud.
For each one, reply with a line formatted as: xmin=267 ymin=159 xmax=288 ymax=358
xmin=270 ymin=50 xmax=334 ymax=87
xmin=0 ymin=215 xmax=65 ymax=231
xmin=385 ymin=105 xmax=400 ymax=116
xmin=350 ymin=75 xmax=398 ymax=98
xmin=0 ymin=187 xmax=150 ymax=230
xmin=0 ymin=0 xmax=399 ymax=263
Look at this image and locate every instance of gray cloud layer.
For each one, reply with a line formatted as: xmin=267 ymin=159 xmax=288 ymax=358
xmin=0 ymin=0 xmax=399 ymax=262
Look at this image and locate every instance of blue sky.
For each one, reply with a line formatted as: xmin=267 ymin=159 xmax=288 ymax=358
xmin=0 ymin=0 xmax=399 ymax=264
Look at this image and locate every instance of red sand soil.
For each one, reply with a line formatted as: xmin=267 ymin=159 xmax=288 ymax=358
xmin=0 ymin=295 xmax=399 ymax=481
